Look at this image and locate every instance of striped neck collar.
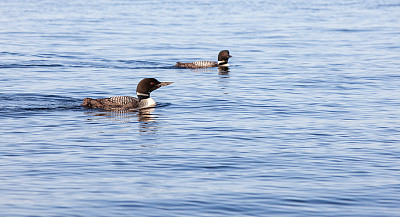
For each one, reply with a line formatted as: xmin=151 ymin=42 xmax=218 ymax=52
xmin=218 ymin=60 xmax=229 ymax=67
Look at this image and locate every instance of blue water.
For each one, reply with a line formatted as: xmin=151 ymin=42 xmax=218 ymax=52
xmin=1 ymin=0 xmax=400 ymax=216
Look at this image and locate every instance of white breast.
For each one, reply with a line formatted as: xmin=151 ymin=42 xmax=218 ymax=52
xmin=139 ymin=98 xmax=156 ymax=108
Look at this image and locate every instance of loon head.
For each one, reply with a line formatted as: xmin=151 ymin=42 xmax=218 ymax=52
xmin=217 ymin=50 xmax=232 ymax=67
xmin=136 ymin=78 xmax=173 ymax=101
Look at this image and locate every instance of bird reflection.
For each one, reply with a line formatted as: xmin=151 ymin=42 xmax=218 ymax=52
xmin=85 ymin=108 xmax=158 ymax=133
xmin=190 ymin=67 xmax=215 ymax=74
xmin=218 ymin=67 xmax=230 ymax=95
xmin=189 ymin=66 xmax=230 ymax=76
xmin=137 ymin=108 xmax=158 ymax=133
xmin=189 ymin=66 xmax=230 ymax=94
xmin=218 ymin=66 xmax=230 ymax=76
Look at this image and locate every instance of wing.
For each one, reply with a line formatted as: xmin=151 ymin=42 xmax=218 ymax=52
xmin=192 ymin=61 xmax=218 ymax=68
xmin=175 ymin=61 xmax=217 ymax=68
xmin=82 ymin=96 xmax=139 ymax=110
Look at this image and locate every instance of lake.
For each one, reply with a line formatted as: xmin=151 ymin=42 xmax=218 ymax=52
xmin=1 ymin=0 xmax=400 ymax=216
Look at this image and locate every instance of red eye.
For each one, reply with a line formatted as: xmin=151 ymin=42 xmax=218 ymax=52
xmin=150 ymin=82 xmax=154 ymax=85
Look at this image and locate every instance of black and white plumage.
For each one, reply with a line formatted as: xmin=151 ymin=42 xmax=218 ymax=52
xmin=109 ymin=96 xmax=137 ymax=105
xmin=82 ymin=78 xmax=173 ymax=110
xmin=175 ymin=50 xmax=232 ymax=69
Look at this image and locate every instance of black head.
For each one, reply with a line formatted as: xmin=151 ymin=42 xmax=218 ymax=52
xmin=136 ymin=78 xmax=173 ymax=100
xmin=218 ymin=50 xmax=232 ymax=61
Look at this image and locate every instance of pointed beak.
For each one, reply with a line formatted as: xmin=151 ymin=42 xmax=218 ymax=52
xmin=157 ymin=82 xmax=174 ymax=88
xmin=229 ymin=55 xmax=232 ymax=58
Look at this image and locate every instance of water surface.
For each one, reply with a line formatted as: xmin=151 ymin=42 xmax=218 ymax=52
xmin=1 ymin=0 xmax=400 ymax=216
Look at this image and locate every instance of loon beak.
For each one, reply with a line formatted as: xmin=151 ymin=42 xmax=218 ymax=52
xmin=229 ymin=55 xmax=232 ymax=58
xmin=157 ymin=82 xmax=174 ymax=88
xmin=149 ymin=81 xmax=173 ymax=92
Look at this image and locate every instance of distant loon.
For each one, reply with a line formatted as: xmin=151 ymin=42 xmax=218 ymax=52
xmin=82 ymin=78 xmax=173 ymax=110
xmin=175 ymin=50 xmax=232 ymax=68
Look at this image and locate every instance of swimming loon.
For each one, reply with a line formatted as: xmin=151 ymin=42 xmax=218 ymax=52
xmin=175 ymin=50 xmax=232 ymax=68
xmin=82 ymin=78 xmax=173 ymax=110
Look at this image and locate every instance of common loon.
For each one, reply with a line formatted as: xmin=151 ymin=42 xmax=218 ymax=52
xmin=82 ymin=78 xmax=173 ymax=110
xmin=175 ymin=50 xmax=232 ymax=68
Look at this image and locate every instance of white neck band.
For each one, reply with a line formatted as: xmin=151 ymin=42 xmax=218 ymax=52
xmin=137 ymin=92 xmax=149 ymax=97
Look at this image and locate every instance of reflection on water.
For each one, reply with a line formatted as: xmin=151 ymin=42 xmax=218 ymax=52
xmin=218 ymin=66 xmax=230 ymax=76
xmin=187 ymin=67 xmax=230 ymax=94
xmin=190 ymin=68 xmax=215 ymax=74
xmin=218 ymin=67 xmax=230 ymax=95
xmin=189 ymin=66 xmax=230 ymax=76
xmin=137 ymin=108 xmax=158 ymax=133
xmin=85 ymin=108 xmax=159 ymax=133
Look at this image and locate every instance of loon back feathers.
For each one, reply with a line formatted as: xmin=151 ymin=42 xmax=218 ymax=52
xmin=175 ymin=61 xmax=218 ymax=68
xmin=109 ymin=96 xmax=137 ymax=104
xmin=82 ymin=96 xmax=157 ymax=110
xmin=82 ymin=96 xmax=140 ymax=110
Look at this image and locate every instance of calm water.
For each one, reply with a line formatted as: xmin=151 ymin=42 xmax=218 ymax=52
xmin=1 ymin=0 xmax=400 ymax=216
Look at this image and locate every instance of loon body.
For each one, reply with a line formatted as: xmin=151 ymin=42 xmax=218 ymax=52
xmin=175 ymin=50 xmax=232 ymax=69
xmin=82 ymin=78 xmax=173 ymax=110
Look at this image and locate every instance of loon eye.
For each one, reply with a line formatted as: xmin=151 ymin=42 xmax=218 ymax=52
xmin=150 ymin=82 xmax=154 ymax=85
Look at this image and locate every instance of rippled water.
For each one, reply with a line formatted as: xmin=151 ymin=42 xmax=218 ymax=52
xmin=1 ymin=0 xmax=400 ymax=216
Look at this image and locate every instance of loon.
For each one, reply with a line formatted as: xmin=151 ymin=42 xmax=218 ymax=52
xmin=82 ymin=78 xmax=173 ymax=110
xmin=175 ymin=50 xmax=232 ymax=68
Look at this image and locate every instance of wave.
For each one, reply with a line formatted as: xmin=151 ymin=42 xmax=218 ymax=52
xmin=0 ymin=52 xmax=175 ymax=69
xmin=0 ymin=63 xmax=64 ymax=68
xmin=0 ymin=93 xmax=171 ymax=117
xmin=0 ymin=61 xmax=175 ymax=70
xmin=0 ymin=93 xmax=83 ymax=115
